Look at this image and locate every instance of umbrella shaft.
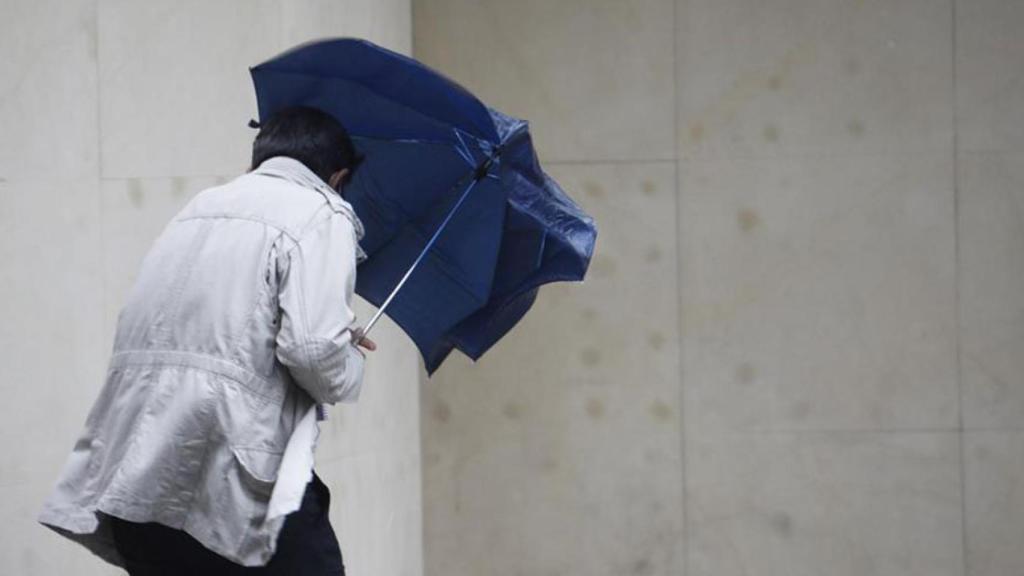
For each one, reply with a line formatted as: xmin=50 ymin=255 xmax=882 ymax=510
xmin=360 ymin=170 xmax=486 ymax=341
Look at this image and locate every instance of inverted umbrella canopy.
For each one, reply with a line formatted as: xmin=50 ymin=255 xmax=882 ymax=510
xmin=250 ymin=38 xmax=596 ymax=375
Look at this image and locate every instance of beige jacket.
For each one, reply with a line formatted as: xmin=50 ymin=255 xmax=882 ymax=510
xmin=37 ymin=156 xmax=367 ymax=567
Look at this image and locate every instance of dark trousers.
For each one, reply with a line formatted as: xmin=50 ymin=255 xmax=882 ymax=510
xmin=109 ymin=471 xmax=345 ymax=575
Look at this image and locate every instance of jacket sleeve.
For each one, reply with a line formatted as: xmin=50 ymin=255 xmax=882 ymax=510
xmin=275 ymin=207 xmax=365 ymax=404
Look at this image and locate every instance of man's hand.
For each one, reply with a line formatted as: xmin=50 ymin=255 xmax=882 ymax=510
xmin=350 ymin=326 xmax=377 ymax=354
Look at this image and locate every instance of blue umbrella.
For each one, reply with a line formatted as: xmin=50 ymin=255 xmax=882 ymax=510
xmin=250 ymin=38 xmax=596 ymax=375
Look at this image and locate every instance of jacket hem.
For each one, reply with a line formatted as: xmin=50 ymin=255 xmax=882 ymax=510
xmin=37 ymin=493 xmax=294 ymax=569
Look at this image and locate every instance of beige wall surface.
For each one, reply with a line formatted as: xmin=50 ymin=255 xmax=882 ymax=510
xmin=414 ymin=1 xmax=1024 ymax=575
xmin=0 ymin=2 xmax=420 ymax=575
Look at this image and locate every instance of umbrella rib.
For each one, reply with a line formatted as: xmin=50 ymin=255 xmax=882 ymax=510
xmin=360 ymin=166 xmax=488 ymax=340
xmin=254 ymin=67 xmax=497 ymax=144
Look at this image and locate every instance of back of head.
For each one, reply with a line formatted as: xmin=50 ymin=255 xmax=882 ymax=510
xmin=250 ymin=106 xmax=363 ymax=185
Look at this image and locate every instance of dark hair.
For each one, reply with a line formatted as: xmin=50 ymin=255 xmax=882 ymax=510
xmin=250 ymin=106 xmax=363 ymax=186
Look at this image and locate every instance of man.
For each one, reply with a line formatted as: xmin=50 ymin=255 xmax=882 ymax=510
xmin=37 ymin=106 xmax=375 ymax=574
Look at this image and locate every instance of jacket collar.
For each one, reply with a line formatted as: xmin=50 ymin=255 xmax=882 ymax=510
xmin=253 ymin=156 xmax=367 ymax=262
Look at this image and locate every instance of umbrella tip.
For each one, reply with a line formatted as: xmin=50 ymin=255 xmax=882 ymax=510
xmin=247 ymin=118 xmax=261 ymax=129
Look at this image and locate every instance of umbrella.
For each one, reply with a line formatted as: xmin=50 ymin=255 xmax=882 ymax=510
xmin=250 ymin=38 xmax=597 ymax=375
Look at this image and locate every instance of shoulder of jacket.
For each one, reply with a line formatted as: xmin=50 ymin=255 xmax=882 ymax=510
xmin=295 ymin=203 xmax=356 ymax=241
xmin=233 ymin=173 xmax=330 ymax=232
xmin=251 ymin=172 xmax=354 ymax=221
xmin=314 ymin=185 xmax=349 ymax=214
xmin=183 ymin=173 xmax=357 ymax=246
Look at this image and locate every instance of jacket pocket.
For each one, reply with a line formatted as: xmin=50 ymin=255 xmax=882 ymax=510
xmin=230 ymin=446 xmax=284 ymax=499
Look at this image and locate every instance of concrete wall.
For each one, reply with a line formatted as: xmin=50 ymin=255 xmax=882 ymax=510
xmin=0 ymin=2 xmax=420 ymax=575
xmin=414 ymin=1 xmax=1024 ymax=575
